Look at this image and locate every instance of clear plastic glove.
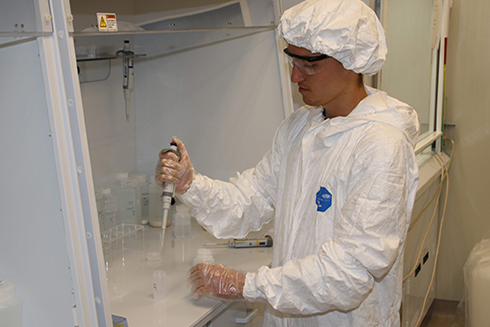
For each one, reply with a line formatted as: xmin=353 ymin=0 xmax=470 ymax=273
xmin=189 ymin=263 xmax=245 ymax=300
xmin=154 ymin=138 xmax=195 ymax=194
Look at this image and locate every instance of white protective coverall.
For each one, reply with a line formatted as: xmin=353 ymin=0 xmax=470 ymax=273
xmin=180 ymin=85 xmax=419 ymax=326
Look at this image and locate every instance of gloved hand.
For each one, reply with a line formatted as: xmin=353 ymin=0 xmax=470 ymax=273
xmin=154 ymin=138 xmax=195 ymax=194
xmin=189 ymin=263 xmax=246 ymax=300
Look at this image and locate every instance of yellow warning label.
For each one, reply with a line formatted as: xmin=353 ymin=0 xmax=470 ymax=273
xmin=99 ymin=16 xmax=107 ymax=28
xmin=96 ymin=13 xmax=118 ymax=32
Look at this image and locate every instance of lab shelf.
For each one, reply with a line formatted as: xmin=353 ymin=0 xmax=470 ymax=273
xmin=71 ymin=26 xmax=274 ymax=37
xmin=72 ymin=26 xmax=275 ymax=59
xmin=76 ymin=55 xmax=118 ymax=62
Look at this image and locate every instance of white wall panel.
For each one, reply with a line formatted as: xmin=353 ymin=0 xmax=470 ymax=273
xmin=0 ymin=40 xmax=75 ymax=327
xmin=134 ymin=30 xmax=284 ymax=181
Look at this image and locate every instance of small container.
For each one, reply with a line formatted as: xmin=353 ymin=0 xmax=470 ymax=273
xmin=174 ymin=238 xmax=193 ymax=270
xmin=101 ymin=187 xmax=117 ymax=232
xmin=0 ymin=280 xmax=22 ymax=327
xmin=146 ymin=250 xmax=163 ymax=262
xmin=148 ymin=181 xmax=173 ymax=228
xmin=130 ymin=173 xmax=150 ymax=225
xmin=193 ymin=248 xmax=215 ymax=266
xmin=153 ymin=271 xmax=166 ymax=300
xmin=173 ymin=205 xmax=192 ymax=239
xmin=111 ymin=173 xmax=138 ymax=225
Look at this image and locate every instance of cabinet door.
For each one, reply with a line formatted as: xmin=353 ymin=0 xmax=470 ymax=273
xmin=0 ymin=37 xmax=77 ymax=327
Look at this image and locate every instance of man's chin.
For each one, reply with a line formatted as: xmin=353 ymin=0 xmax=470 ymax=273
xmin=301 ymin=96 xmax=318 ymax=107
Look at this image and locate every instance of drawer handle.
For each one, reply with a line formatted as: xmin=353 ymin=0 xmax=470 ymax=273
xmin=235 ymin=308 xmax=258 ymax=324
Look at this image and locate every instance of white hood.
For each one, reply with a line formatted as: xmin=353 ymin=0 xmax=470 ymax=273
xmin=306 ymin=86 xmax=420 ymax=148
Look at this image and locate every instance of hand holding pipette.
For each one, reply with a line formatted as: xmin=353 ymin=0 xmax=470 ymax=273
xmin=155 ymin=138 xmax=195 ymax=194
xmin=154 ymin=138 xmax=195 ymax=255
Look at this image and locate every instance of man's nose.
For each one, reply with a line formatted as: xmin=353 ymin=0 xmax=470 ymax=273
xmin=290 ymin=65 xmax=306 ymax=83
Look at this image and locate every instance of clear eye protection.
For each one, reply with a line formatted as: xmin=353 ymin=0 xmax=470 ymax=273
xmin=283 ymin=48 xmax=330 ymax=76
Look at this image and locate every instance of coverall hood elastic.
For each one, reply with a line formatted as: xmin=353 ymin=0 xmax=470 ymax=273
xmin=317 ymin=86 xmax=419 ymax=147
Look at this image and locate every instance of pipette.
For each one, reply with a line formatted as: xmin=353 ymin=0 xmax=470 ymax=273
xmin=203 ymin=235 xmax=273 ymax=248
xmin=116 ymin=40 xmax=134 ymax=122
xmin=159 ymin=142 xmax=181 ymax=254
xmin=123 ymin=56 xmax=133 ymax=122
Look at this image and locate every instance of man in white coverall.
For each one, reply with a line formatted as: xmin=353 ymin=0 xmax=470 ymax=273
xmin=155 ymin=0 xmax=419 ymax=326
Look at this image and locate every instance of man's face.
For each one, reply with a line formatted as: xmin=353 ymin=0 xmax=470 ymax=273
xmin=287 ymin=45 xmax=360 ymax=114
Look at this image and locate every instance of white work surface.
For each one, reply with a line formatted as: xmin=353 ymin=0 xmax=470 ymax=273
xmin=109 ymin=219 xmax=273 ymax=327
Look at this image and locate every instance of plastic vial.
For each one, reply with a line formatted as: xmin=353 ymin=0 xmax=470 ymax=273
xmin=112 ymin=173 xmax=138 ymax=225
xmin=101 ymin=188 xmax=117 ymax=232
xmin=146 ymin=251 xmax=163 ymax=262
xmin=153 ymin=271 xmax=166 ymax=300
xmin=130 ymin=173 xmax=150 ymax=225
xmin=0 ymin=280 xmax=22 ymax=327
xmin=148 ymin=181 xmax=172 ymax=228
xmin=174 ymin=205 xmax=192 ymax=239
xmin=193 ymin=248 xmax=215 ymax=266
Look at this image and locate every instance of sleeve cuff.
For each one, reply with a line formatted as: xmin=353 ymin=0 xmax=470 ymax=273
xmin=243 ymin=266 xmax=272 ymax=302
xmin=177 ymin=173 xmax=204 ymax=205
xmin=243 ymin=272 xmax=260 ymax=302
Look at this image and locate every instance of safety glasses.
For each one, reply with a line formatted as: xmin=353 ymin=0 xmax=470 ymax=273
xmin=283 ymin=48 xmax=330 ymax=76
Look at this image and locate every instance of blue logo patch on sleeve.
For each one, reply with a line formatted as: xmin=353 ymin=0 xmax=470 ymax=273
xmin=316 ymin=187 xmax=332 ymax=212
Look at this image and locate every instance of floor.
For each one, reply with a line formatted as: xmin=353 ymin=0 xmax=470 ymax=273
xmin=419 ymin=299 xmax=464 ymax=327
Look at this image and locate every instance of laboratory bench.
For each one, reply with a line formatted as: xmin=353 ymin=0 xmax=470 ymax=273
xmin=107 ymin=219 xmax=273 ymax=327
